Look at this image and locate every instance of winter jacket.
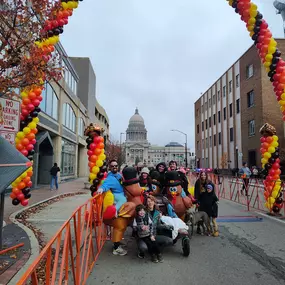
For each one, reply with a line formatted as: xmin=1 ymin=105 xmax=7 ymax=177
xmin=100 ymin=172 xmax=124 ymax=194
xmin=198 ymin=190 xmax=219 ymax=218
xmin=133 ymin=213 xmax=153 ymax=238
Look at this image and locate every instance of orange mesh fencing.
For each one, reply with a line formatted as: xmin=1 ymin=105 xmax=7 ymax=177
xmin=17 ymin=194 xmax=107 ymax=285
xmin=215 ymin=175 xmax=285 ymax=217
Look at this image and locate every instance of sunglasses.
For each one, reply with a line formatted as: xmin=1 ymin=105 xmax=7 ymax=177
xmin=110 ymin=165 xmax=118 ymax=168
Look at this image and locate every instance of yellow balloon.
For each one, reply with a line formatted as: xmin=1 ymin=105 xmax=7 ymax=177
xmin=261 ymin=158 xmax=268 ymax=164
xmin=23 ymin=127 xmax=31 ymax=134
xmin=33 ymin=117 xmax=39 ymax=123
xmin=96 ymin=159 xmax=103 ymax=167
xmin=248 ymin=18 xmax=256 ymax=25
xmin=11 ymin=182 xmax=17 ymax=188
xmin=92 ymin=166 xmax=100 ymax=174
xmin=279 ymin=100 xmax=285 ymax=106
xmin=271 ymin=141 xmax=279 ymax=148
xmin=268 ymin=46 xmax=276 ymax=54
xmin=103 ymin=190 xmax=115 ymax=212
xmin=21 ymin=172 xmax=27 ymax=179
xmin=272 ymin=135 xmax=279 ymax=142
xmin=98 ymin=154 xmax=106 ymax=161
xmin=21 ymin=92 xmax=28 ymax=98
xmin=89 ymin=173 xmax=96 ymax=180
xmin=263 ymin=152 xmax=271 ymax=159
xmin=265 ymin=202 xmax=270 ymax=210
xmin=15 ymin=177 xmax=22 ymax=184
xmin=249 ymin=9 xmax=258 ymax=18
xmin=61 ymin=2 xmax=68 ymax=9
xmin=28 ymin=122 xmax=37 ymax=129
xmin=268 ymin=197 xmax=275 ymax=206
xmin=271 ymin=190 xmax=279 ymax=199
xmin=15 ymin=137 xmax=20 ymax=144
xmin=17 ymin=132 xmax=25 ymax=139
xmin=264 ymin=62 xmax=271 ymax=68
xmin=268 ymin=147 xmax=275 ymax=154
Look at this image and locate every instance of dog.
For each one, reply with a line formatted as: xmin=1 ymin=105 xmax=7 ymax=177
xmin=185 ymin=207 xmax=211 ymax=236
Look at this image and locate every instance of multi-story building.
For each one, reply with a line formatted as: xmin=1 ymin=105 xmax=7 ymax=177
xmin=195 ymin=39 xmax=285 ymax=169
xmin=32 ymin=44 xmax=109 ymax=186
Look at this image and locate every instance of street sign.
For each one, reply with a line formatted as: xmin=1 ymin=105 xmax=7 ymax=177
xmin=0 ymin=98 xmax=20 ymax=145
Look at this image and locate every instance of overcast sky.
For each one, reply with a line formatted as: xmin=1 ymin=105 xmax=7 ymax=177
xmin=60 ymin=0 xmax=284 ymax=149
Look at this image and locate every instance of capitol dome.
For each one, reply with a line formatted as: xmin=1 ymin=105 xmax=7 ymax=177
xmin=126 ymin=108 xmax=148 ymax=142
xmin=129 ymin=108 xmax=145 ymax=126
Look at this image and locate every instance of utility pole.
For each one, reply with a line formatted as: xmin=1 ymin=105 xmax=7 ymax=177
xmin=170 ymin=129 xmax=188 ymax=168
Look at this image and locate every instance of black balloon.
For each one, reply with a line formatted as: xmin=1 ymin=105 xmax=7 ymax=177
xmin=28 ymin=150 xmax=35 ymax=156
xmin=274 ymin=50 xmax=282 ymax=57
xmin=272 ymin=57 xmax=280 ymax=64
xmin=255 ymin=19 xmax=263 ymax=26
xmin=268 ymin=70 xmax=275 ymax=78
xmin=24 ymin=193 xmax=31 ymax=199
xmin=53 ymin=28 xmax=60 ymax=35
xmin=97 ymin=172 xmax=104 ymax=179
xmin=252 ymin=34 xmax=258 ymax=41
xmin=100 ymin=166 xmax=107 ymax=173
xmin=232 ymin=2 xmax=237 ymax=8
xmin=22 ymin=187 xmax=31 ymax=195
xmin=48 ymin=30 xmax=54 ymax=37
xmin=86 ymin=137 xmax=93 ymax=144
xmin=265 ymin=163 xmax=272 ymax=170
xmin=268 ymin=158 xmax=275 ymax=164
xmin=253 ymin=26 xmax=260 ymax=34
xmin=90 ymin=185 xmax=96 ymax=192
xmin=12 ymin=198 xmax=20 ymax=205
xmin=31 ymin=111 xmax=38 ymax=118
xmin=27 ymin=155 xmax=33 ymax=161
xmin=272 ymin=152 xmax=279 ymax=159
xmin=272 ymin=206 xmax=280 ymax=213
xmin=275 ymin=197 xmax=283 ymax=204
xmin=26 ymin=115 xmax=33 ymax=122
xmin=270 ymin=64 xmax=277 ymax=71
xmin=35 ymin=107 xmax=41 ymax=113
xmin=256 ymin=12 xmax=263 ymax=20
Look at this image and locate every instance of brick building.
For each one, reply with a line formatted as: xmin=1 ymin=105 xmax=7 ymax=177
xmin=194 ymin=39 xmax=285 ymax=169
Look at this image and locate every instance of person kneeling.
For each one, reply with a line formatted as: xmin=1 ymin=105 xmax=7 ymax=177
xmin=133 ymin=204 xmax=163 ymax=263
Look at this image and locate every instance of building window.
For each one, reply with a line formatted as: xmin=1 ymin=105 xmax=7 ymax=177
xmin=197 ymin=124 xmax=199 ymax=134
xmin=205 ymin=102 xmax=208 ymax=110
xmin=218 ymin=90 xmax=220 ymax=101
xmin=223 ymin=86 xmax=226 ymax=97
xmin=62 ymin=60 xmax=78 ymax=95
xmin=213 ymin=114 xmax=216 ymax=125
xmin=223 ymin=107 xmax=226 ymax=120
xmin=78 ymin=118 xmax=85 ymax=137
xmin=61 ymin=139 xmax=76 ymax=176
xmin=229 ymin=80 xmax=232 ymax=93
xmin=62 ymin=103 xmax=76 ymax=132
xmin=205 ymin=119 xmax=208 ymax=130
xmin=236 ymin=98 xmax=240 ymax=114
xmin=202 ymin=121 xmax=204 ymax=131
xmin=209 ymin=98 xmax=212 ymax=108
xmin=196 ymin=108 xmax=200 ymax=117
xmin=247 ymin=90 xmax=254 ymax=108
xmin=229 ymin=103 xmax=233 ymax=117
xmin=249 ymin=120 xmax=255 ymax=136
xmin=218 ymin=111 xmax=221 ymax=123
xmin=209 ymin=117 xmax=212 ymax=128
xmin=197 ymin=141 xmax=199 ymax=151
xmin=213 ymin=94 xmax=216 ymax=105
xmin=246 ymin=64 xmax=254 ymax=79
xmin=230 ymin=127 xmax=234 ymax=142
xmin=206 ymin=138 xmax=208 ymax=148
xmin=40 ymin=82 xmax=58 ymax=120
xmin=214 ymin=134 xmax=216 ymax=146
xmin=202 ymin=139 xmax=204 ymax=148
xmin=209 ymin=136 xmax=212 ymax=147
xmin=236 ymin=74 xmax=240 ymax=87
xmin=218 ymin=132 xmax=221 ymax=145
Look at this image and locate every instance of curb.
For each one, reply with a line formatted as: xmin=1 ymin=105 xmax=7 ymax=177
xmin=8 ymin=191 xmax=86 ymax=285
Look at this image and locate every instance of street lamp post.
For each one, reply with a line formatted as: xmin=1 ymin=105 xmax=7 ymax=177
xmin=170 ymin=129 xmax=188 ymax=168
xmin=235 ymin=146 xmax=239 ymax=170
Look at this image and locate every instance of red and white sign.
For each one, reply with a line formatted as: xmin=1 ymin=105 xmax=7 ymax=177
xmin=0 ymin=98 xmax=20 ymax=145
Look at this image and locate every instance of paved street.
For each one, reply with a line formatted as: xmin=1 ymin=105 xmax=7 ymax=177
xmin=87 ymin=200 xmax=285 ymax=285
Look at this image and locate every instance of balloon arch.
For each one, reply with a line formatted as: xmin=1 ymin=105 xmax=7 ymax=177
xmin=8 ymin=0 xmax=284 ymax=214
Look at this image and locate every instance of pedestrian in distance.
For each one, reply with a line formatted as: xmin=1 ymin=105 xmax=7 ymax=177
xmin=50 ymin=163 xmax=60 ymax=190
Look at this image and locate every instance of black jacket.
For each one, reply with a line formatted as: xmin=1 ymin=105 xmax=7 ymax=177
xmin=50 ymin=166 xmax=60 ymax=176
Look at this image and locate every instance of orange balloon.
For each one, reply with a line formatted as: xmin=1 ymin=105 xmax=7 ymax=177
xmin=26 ymin=133 xmax=35 ymax=140
xmin=98 ymin=143 xmax=104 ymax=149
xmin=27 ymin=171 xmax=33 ymax=177
xmin=89 ymin=155 xmax=98 ymax=163
xmin=28 ymin=92 xmax=37 ymax=100
xmin=16 ymin=143 xmax=24 ymax=151
xmin=12 ymin=187 xmax=21 ymax=195
xmin=18 ymin=182 xmax=26 ymax=190
xmin=31 ymin=128 xmax=38 ymax=134
xmin=34 ymin=88 xmax=42 ymax=96
xmin=22 ymin=138 xmax=29 ymax=146
xmin=10 ymin=193 xmax=16 ymax=199
xmin=88 ymin=162 xmax=95 ymax=168
xmin=22 ymin=98 xmax=31 ymax=105
xmin=99 ymin=136 xmax=104 ymax=143
xmin=94 ymin=149 xmax=101 ymax=156
xmin=23 ymin=176 xmax=31 ymax=184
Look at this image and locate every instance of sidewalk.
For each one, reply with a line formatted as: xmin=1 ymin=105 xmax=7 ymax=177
xmin=4 ymin=177 xmax=89 ymax=224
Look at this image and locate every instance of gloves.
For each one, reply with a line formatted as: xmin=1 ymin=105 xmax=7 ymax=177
xmin=97 ymin=188 xmax=103 ymax=194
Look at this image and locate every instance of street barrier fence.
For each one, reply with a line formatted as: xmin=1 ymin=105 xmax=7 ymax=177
xmin=17 ymin=194 xmax=106 ymax=285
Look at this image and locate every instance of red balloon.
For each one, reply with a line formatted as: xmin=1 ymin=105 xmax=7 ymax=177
xmin=89 ymin=143 xmax=96 ymax=150
xmin=26 ymin=144 xmax=34 ymax=151
xmin=27 ymin=103 xmax=35 ymax=111
xmin=269 ymin=169 xmax=276 ymax=176
xmin=58 ymin=19 xmax=65 ymax=26
xmin=31 ymin=139 xmax=37 ymax=145
xmin=273 ymin=163 xmax=280 ymax=170
xmin=21 ymin=199 xmax=29 ymax=207
xmin=21 ymin=149 xmax=28 ymax=156
xmin=21 ymin=109 xmax=29 ymax=116
xmin=17 ymin=193 xmax=25 ymax=201
xmin=87 ymin=150 xmax=93 ymax=156
xmin=260 ymin=137 xmax=266 ymax=143
xmin=52 ymin=20 xmax=58 ymax=28
xmin=27 ymin=181 xmax=33 ymax=188
xmin=278 ymin=83 xmax=284 ymax=91
xmin=32 ymin=99 xmax=40 ymax=107
xmin=38 ymin=96 xmax=43 ymax=102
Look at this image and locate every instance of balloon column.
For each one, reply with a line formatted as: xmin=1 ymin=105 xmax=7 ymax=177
xmin=259 ymin=123 xmax=283 ymax=214
xmin=226 ymin=0 xmax=285 ymax=121
xmin=10 ymin=0 xmax=82 ymax=207
xmin=84 ymin=124 xmax=107 ymax=197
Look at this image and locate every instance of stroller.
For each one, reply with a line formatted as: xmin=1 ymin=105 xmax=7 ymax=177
xmin=152 ymin=194 xmax=191 ymax=257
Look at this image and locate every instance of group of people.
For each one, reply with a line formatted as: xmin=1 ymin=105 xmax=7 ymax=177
xmin=97 ymin=159 xmax=219 ymax=262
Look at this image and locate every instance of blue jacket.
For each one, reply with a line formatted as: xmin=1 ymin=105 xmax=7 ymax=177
xmin=100 ymin=172 xmax=124 ymax=194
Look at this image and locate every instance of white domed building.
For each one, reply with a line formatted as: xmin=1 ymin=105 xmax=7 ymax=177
xmin=125 ymin=108 xmax=150 ymax=165
xmin=124 ymin=108 xmax=196 ymax=168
